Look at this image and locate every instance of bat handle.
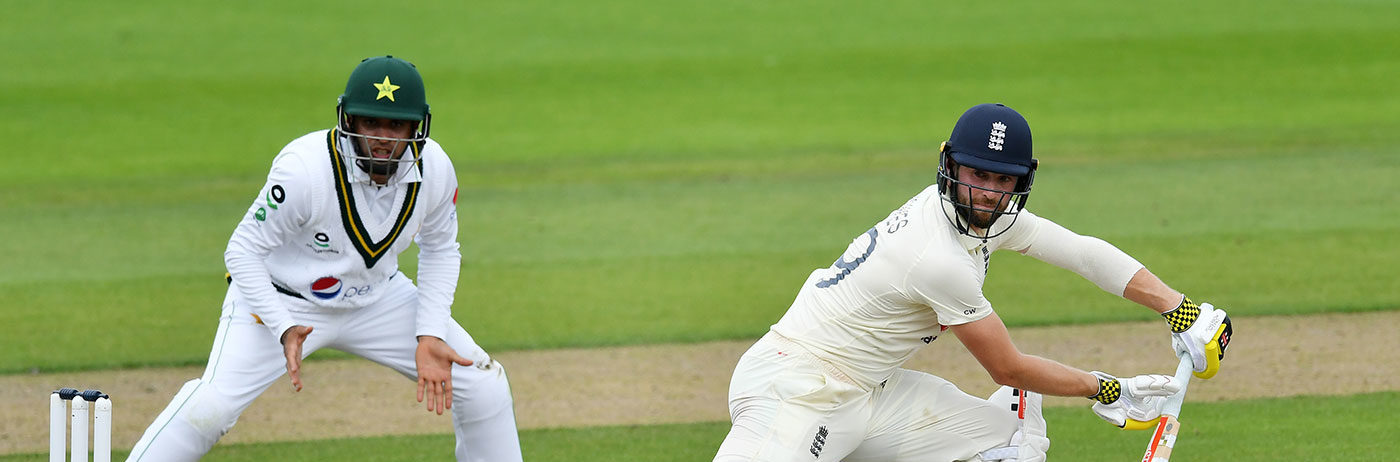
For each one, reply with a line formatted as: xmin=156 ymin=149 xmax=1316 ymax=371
xmin=1123 ymin=354 xmax=1195 ymax=430
xmin=1161 ymin=353 xmax=1195 ymax=417
xmin=1141 ymin=353 xmax=1195 ymax=461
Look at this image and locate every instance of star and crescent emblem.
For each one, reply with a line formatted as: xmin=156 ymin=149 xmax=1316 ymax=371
xmin=373 ymin=76 xmax=400 ymax=101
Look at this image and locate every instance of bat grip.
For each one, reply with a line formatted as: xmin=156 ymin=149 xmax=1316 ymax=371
xmin=1122 ymin=353 xmax=1195 ymax=430
xmin=1161 ymin=353 xmax=1195 ymax=417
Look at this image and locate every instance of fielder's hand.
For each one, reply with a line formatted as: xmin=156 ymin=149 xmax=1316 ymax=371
xmin=1164 ymin=297 xmax=1233 ymax=379
xmin=1088 ymin=372 xmax=1180 ymax=427
xmin=415 ymin=336 xmax=473 ymax=415
xmin=280 ymin=325 xmax=314 ymax=392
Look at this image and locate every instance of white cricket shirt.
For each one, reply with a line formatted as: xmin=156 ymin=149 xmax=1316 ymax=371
xmin=225 ymin=129 xmax=462 ymax=341
xmin=771 ymin=184 xmax=1129 ymax=390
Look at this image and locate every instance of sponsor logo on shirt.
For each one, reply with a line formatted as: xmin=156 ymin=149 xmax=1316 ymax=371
xmin=310 ymin=277 xmax=343 ymax=299
xmin=267 ymin=185 xmax=286 ymax=209
xmin=255 ymin=184 xmax=286 ymax=224
xmin=922 ymin=325 xmax=949 ymax=344
xmin=309 ymin=276 xmax=375 ymax=301
xmin=306 ymin=232 xmax=340 ymax=254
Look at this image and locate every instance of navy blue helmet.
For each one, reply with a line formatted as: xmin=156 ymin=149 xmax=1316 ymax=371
xmin=936 ymin=103 xmax=1039 ymax=238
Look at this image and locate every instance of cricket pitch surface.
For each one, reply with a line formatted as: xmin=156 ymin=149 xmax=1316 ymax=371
xmin=2 ymin=311 xmax=1397 ymax=455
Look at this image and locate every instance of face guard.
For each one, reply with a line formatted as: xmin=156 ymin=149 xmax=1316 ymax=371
xmin=937 ymin=142 xmax=1037 ymax=239
xmin=335 ymin=55 xmax=432 ymax=182
xmin=336 ymin=107 xmax=431 ymax=180
xmin=935 ymin=103 xmax=1039 ymax=239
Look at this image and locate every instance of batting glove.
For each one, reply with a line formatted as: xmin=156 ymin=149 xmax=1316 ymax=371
xmin=1164 ymin=296 xmax=1233 ymax=379
xmin=1088 ymin=371 xmax=1181 ymax=427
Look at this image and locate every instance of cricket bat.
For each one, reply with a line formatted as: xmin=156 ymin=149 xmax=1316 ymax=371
xmin=1132 ymin=354 xmax=1195 ymax=462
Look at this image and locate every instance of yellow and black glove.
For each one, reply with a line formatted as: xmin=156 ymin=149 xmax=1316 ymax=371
xmin=1164 ymin=296 xmax=1233 ymax=379
xmin=1088 ymin=371 xmax=1180 ymax=427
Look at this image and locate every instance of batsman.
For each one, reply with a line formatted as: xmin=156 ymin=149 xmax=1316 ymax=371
xmin=713 ymin=103 xmax=1233 ymax=462
xmin=126 ymin=56 xmax=522 ymax=461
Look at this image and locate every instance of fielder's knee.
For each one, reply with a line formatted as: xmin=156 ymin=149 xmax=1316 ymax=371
xmin=127 ymin=378 xmax=240 ymax=462
xmin=177 ymin=379 xmax=242 ymax=442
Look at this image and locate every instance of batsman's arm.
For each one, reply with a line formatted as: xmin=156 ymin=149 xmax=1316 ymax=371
xmin=1012 ymin=213 xmax=1145 ymax=300
xmin=950 ymin=312 xmax=1100 ymax=397
xmin=1018 ymin=216 xmax=1234 ymax=379
xmin=1098 ymin=255 xmax=1235 ymax=370
xmin=1121 ymin=268 xmax=1183 ymax=314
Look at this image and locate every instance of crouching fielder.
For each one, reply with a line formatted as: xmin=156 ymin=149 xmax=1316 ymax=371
xmin=714 ymin=103 xmax=1231 ymax=461
xmin=126 ymin=56 xmax=521 ymax=462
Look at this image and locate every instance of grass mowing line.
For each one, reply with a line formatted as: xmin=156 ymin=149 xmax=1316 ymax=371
xmin=5 ymin=188 xmax=1398 ymax=371
xmin=4 ymin=232 xmax=1397 ymax=372
xmin=8 ymin=1 xmax=1398 ymax=179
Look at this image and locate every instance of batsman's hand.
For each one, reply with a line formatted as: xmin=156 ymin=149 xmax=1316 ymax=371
xmin=415 ymin=336 xmax=473 ymax=415
xmin=281 ymin=325 xmax=314 ymax=392
xmin=1165 ymin=299 xmax=1233 ymax=379
xmin=1089 ymin=372 xmax=1180 ymax=427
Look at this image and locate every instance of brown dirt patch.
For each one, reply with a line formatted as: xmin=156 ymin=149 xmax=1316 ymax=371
xmin=2 ymin=311 xmax=1397 ymax=455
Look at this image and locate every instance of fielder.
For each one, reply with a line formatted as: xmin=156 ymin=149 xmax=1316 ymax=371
xmin=126 ymin=56 xmax=522 ymax=462
xmin=713 ymin=103 xmax=1233 ymax=462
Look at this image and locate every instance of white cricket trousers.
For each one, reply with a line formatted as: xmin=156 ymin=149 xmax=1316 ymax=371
xmin=714 ymin=332 xmax=1017 ymax=462
xmin=125 ymin=275 xmax=522 ymax=462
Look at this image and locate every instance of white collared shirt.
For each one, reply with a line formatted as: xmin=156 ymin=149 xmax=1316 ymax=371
xmin=771 ymin=185 xmax=1062 ymax=389
xmin=225 ymin=129 xmax=461 ymax=341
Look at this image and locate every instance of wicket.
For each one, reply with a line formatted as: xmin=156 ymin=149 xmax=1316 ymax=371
xmin=50 ymin=388 xmax=112 ymax=462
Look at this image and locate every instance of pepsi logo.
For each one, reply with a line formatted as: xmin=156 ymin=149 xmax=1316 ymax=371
xmin=310 ymin=277 xmax=342 ymax=300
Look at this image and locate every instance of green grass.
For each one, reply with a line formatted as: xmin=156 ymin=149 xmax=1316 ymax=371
xmin=3 ymin=1 xmax=1396 ymax=460
xmin=1044 ymin=392 xmax=1400 ymax=461
xmin=3 ymin=0 xmax=1399 ymax=373
xmin=4 ymin=392 xmax=1394 ymax=461
xmin=5 ymin=149 xmax=1396 ymax=372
